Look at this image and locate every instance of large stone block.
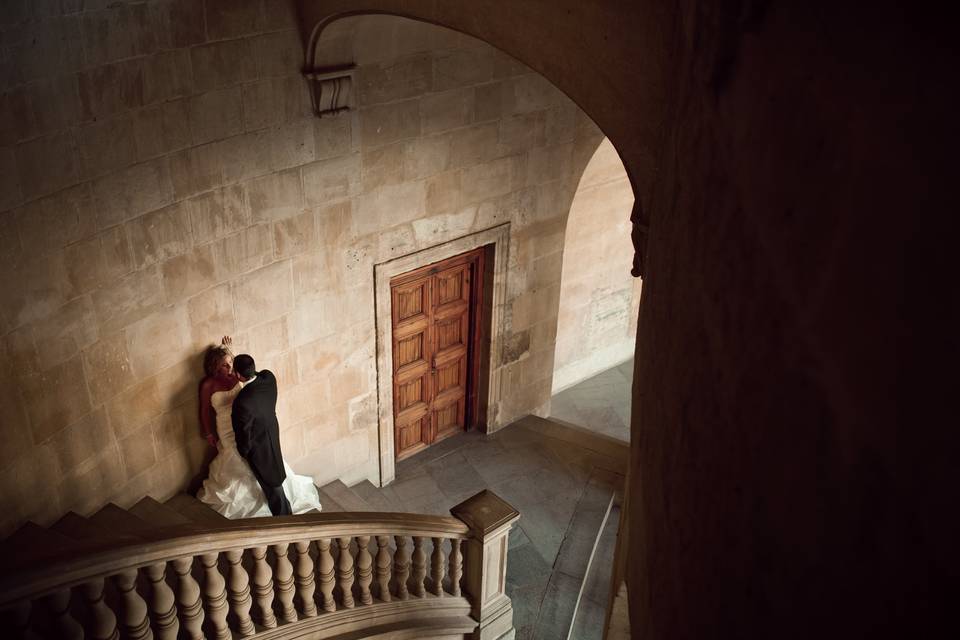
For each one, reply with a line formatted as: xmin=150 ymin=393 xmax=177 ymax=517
xmin=295 ymin=338 xmax=341 ymax=380
xmin=187 ymin=282 xmax=236 ymax=348
xmin=0 ymin=447 xmax=62 ymax=531
xmin=212 ymin=224 xmax=273 ymax=276
xmin=217 ymin=129 xmax=274 ymax=184
xmin=107 ymin=373 xmax=165 ymax=438
xmin=204 ymin=0 xmax=263 ymax=40
xmin=246 ymin=168 xmax=303 ymax=223
xmin=314 ymin=114 xmax=353 ymax=160
xmin=188 ymin=184 xmax=248 ymax=244
xmin=56 ymin=443 xmax=127 ymax=515
xmin=421 ymin=86 xmax=474 ymax=134
xmin=22 ymin=354 xmax=92 ymax=444
xmin=78 ymin=59 xmax=144 ymax=121
xmin=6 ymin=75 xmax=80 ymax=143
xmin=232 ymin=260 xmax=294 ymax=330
xmin=162 ymin=243 xmax=220 ymax=304
xmin=83 ymin=330 xmax=133 ymax=406
xmin=402 ymin=133 xmax=452 ymax=180
xmin=270 ymin=119 xmax=316 ymax=170
xmin=188 ymin=86 xmax=244 ymax=145
xmin=358 ymin=53 xmax=433 ymax=106
xmin=252 ymin=30 xmax=303 ymax=78
xmin=360 ymin=99 xmax=421 ymax=149
xmin=236 ymin=315 xmax=290 ymax=362
xmin=424 ymin=169 xmax=461 ymax=216
xmin=118 ymin=419 xmax=157 ymax=480
xmin=32 ymin=296 xmax=98 ymax=370
xmin=133 ymin=99 xmax=192 ymax=161
xmin=7 ymin=16 xmax=84 ymax=85
xmin=142 ymin=49 xmax=194 ymax=105
xmin=151 ymin=0 xmax=205 ymax=49
xmin=125 ymin=305 xmax=192 ymax=380
xmin=64 ymin=225 xmax=134 ymax=295
xmin=15 ymin=182 xmax=96 ymax=257
xmin=92 ymin=265 xmax=165 ymax=334
xmin=449 ymin=122 xmax=504 ymax=168
xmin=433 ymin=48 xmax=493 ymax=91
xmin=81 ymin=4 xmax=152 ymax=67
xmin=0 ymin=146 xmax=21 ymax=213
xmin=43 ymin=408 xmax=114 ymax=479
xmin=3 ymin=251 xmax=73 ymax=329
xmin=92 ymin=157 xmax=175 ymax=230
xmin=128 ymin=201 xmax=193 ymax=268
xmin=274 ymin=209 xmax=316 ymax=259
xmin=511 ymin=74 xmax=566 ymax=113
xmin=354 ymin=182 xmax=425 ymax=234
xmin=499 ymin=111 xmax=546 ymax=155
xmin=302 ymin=153 xmax=361 ymax=206
xmin=190 ymin=38 xmax=258 ymax=93
xmin=526 ymin=143 xmax=574 ymax=187
xmin=358 ymin=142 xmax=402 ymax=192
xmin=241 ymin=76 xmax=312 ymax=131
xmin=412 ymin=207 xmax=476 ymax=247
xmin=78 ymin=112 xmax=138 ymax=179
xmin=288 ymin=293 xmax=346 ymax=347
xmin=460 ymin=156 xmax=514 ymax=205
xmin=15 ymin=130 xmax=79 ymax=200
xmin=169 ymin=143 xmax=224 ymax=200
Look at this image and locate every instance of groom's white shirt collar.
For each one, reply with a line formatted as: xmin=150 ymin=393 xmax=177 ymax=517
xmin=244 ymin=374 xmax=257 ymax=384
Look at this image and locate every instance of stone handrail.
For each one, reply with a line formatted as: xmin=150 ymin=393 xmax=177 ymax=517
xmin=0 ymin=490 xmax=520 ymax=640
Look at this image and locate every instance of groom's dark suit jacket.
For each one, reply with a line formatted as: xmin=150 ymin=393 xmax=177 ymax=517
xmin=232 ymin=370 xmax=287 ymax=487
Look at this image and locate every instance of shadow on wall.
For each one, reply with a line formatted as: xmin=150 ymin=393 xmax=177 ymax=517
xmin=552 ymin=139 xmax=639 ymax=394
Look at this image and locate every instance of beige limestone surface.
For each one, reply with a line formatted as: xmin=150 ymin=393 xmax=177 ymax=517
xmin=0 ymin=6 xmax=607 ymax=535
xmin=552 ymin=139 xmax=640 ymax=393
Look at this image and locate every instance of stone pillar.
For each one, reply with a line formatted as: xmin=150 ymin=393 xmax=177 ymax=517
xmin=451 ymin=490 xmax=521 ymax=640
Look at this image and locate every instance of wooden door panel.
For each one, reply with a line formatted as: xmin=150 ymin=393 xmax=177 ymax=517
xmin=391 ymin=247 xmax=484 ymax=460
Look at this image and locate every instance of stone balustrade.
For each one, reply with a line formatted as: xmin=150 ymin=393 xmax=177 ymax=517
xmin=0 ymin=491 xmax=519 ymax=640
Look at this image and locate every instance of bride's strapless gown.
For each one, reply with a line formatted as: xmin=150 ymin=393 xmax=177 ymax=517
xmin=197 ymin=382 xmax=322 ymax=518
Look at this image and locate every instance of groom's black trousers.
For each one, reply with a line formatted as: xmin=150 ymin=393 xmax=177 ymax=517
xmin=253 ymin=470 xmax=292 ymax=515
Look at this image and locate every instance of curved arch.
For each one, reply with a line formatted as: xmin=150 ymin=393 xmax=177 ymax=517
xmin=297 ymin=1 xmax=652 ymax=274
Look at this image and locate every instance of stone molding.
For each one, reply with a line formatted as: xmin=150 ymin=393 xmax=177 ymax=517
xmin=374 ymin=224 xmax=511 ymax=486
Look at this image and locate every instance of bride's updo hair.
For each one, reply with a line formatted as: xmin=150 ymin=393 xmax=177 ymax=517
xmin=203 ymin=344 xmax=234 ymax=377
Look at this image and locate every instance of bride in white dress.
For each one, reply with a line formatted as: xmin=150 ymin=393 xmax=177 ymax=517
xmin=196 ymin=338 xmax=322 ymax=518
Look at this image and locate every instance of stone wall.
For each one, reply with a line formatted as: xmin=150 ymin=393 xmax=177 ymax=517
xmin=0 ymin=4 xmax=602 ymax=535
xmin=552 ymin=139 xmax=639 ymax=393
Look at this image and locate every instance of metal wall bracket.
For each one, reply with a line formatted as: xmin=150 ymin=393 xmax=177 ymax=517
xmin=303 ymin=64 xmax=355 ymax=117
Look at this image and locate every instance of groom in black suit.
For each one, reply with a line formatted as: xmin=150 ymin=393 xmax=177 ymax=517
xmin=231 ymin=354 xmax=292 ymax=515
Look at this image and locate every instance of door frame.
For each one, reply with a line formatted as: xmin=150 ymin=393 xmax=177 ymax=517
xmin=373 ymin=224 xmax=511 ymax=486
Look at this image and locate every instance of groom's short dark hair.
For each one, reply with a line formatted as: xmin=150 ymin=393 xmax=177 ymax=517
xmin=234 ymin=354 xmax=256 ymax=379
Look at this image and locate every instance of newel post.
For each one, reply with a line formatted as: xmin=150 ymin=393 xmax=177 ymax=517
xmin=451 ymin=490 xmax=521 ymax=640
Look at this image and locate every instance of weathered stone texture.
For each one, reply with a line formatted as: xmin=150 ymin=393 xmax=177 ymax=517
xmin=0 ymin=9 xmax=602 ymax=535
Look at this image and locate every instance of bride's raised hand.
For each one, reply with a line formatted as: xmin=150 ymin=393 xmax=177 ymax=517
xmin=221 ymin=335 xmax=233 ymax=346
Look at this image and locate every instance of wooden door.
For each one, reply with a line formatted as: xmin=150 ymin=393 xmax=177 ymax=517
xmin=391 ymin=248 xmax=484 ymax=461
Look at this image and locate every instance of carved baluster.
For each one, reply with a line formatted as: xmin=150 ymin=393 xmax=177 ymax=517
xmin=430 ymin=537 xmax=446 ymax=597
xmin=81 ymin=578 xmax=119 ymax=640
xmin=42 ymin=589 xmax=83 ymax=640
xmin=355 ymin=536 xmax=373 ymax=605
xmin=317 ymin=539 xmax=336 ymax=613
xmin=336 ymin=537 xmax=355 ymax=608
xmin=393 ymin=536 xmax=410 ymax=600
xmin=448 ymin=538 xmax=463 ymax=597
xmin=200 ymin=553 xmax=230 ymax=639
xmin=113 ymin=569 xmax=152 ymax=639
xmin=250 ymin=546 xmax=277 ymax=628
xmin=375 ymin=536 xmax=392 ymax=602
xmin=172 ymin=557 xmax=204 ymax=640
xmin=2 ymin=600 xmax=41 ymax=640
xmin=225 ymin=549 xmax=255 ymax=636
xmin=294 ymin=541 xmax=317 ymax=617
xmin=145 ymin=563 xmax=179 ymax=640
xmin=273 ymin=543 xmax=297 ymax=623
xmin=411 ymin=537 xmax=427 ymax=597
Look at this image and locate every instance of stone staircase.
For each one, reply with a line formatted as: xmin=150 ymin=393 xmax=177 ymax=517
xmin=0 ymin=415 xmax=626 ymax=640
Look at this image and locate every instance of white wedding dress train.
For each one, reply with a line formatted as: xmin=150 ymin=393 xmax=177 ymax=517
xmin=197 ymin=382 xmax=322 ymax=518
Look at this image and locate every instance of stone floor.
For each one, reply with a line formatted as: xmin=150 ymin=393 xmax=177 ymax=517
xmin=549 ymin=359 xmax=634 ymax=442
xmin=380 ymin=416 xmax=625 ymax=640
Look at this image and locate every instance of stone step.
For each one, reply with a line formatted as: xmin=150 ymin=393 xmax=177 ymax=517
xmin=50 ymin=511 xmax=140 ymax=545
xmin=0 ymin=522 xmax=79 ymax=571
xmin=531 ymin=469 xmax=616 ymax=640
xmin=568 ymin=493 xmax=622 ymax=640
xmin=164 ymin=494 xmax=232 ymax=527
xmin=350 ymin=480 xmax=403 ymax=512
xmin=89 ymin=503 xmax=155 ymax=536
xmin=129 ymin=496 xmax=194 ymax=527
xmin=320 ymin=480 xmax=375 ymax=512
